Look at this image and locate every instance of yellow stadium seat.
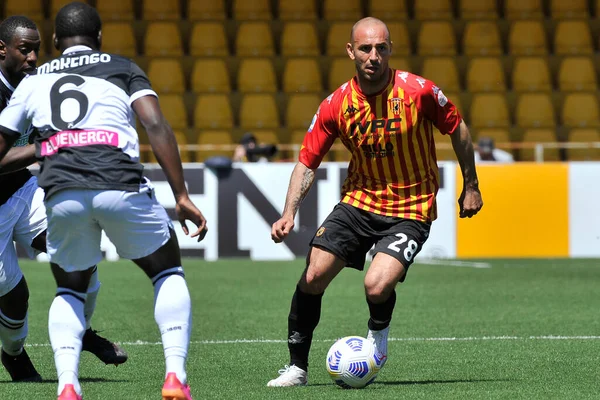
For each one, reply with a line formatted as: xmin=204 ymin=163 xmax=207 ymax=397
xmin=368 ymin=0 xmax=408 ymax=20
xmin=504 ymin=0 xmax=544 ymax=19
xmin=420 ymin=57 xmax=461 ymax=92
xmin=550 ymin=0 xmax=589 ymax=19
xmin=196 ymin=130 xmax=234 ymax=161
xmin=512 ymin=57 xmax=552 ymax=92
xmin=191 ymin=59 xmax=231 ymax=93
xmin=515 ymin=93 xmax=556 ymax=129
xmin=290 ymin=130 xmax=306 ymax=144
xmin=144 ymin=23 xmax=183 ymax=57
xmin=328 ymin=58 xmax=355 ymax=91
xmin=278 ymin=0 xmax=317 ymax=20
xmin=389 ymin=57 xmax=410 ymax=71
xmin=286 ymin=94 xmax=321 ymax=130
xmin=562 ymin=94 xmax=600 ymax=128
xmin=509 ymin=21 xmax=547 ymax=55
xmin=252 ymin=129 xmax=280 ymax=144
xmin=463 ymin=21 xmax=502 ymax=56
xmin=434 ymin=132 xmax=455 ymax=161
xmin=558 ymin=57 xmax=597 ymax=91
xmin=466 ymin=58 xmax=506 ymax=92
xmin=142 ymin=0 xmax=180 ymax=20
xmin=474 ymin=129 xmax=514 ymax=159
xmin=470 ymin=94 xmax=510 ymax=129
xmin=102 ymin=23 xmax=137 ymax=57
xmin=567 ymin=129 xmax=600 ymax=160
xmin=233 ymin=0 xmax=272 ymax=20
xmin=194 ymin=95 xmax=234 ymax=129
xmin=147 ymin=59 xmax=185 ymax=94
xmin=158 ymin=95 xmax=188 ymax=130
xmin=240 ymin=94 xmax=279 ymax=130
xmin=51 ymin=0 xmax=89 ymax=16
xmin=414 ymin=0 xmax=452 ymax=20
xmin=387 ymin=22 xmax=411 ymax=56
xmin=189 ymin=23 xmax=228 ymax=57
xmin=236 ymin=22 xmax=274 ymax=56
xmin=237 ymin=58 xmax=277 ymax=93
xmin=96 ymin=0 xmax=134 ymax=21
xmin=281 ymin=22 xmax=319 ymax=56
xmin=521 ymin=129 xmax=560 ymax=161
xmin=323 ymin=0 xmax=362 ymax=21
xmin=417 ymin=22 xmax=457 ymax=56
xmin=5 ymin=0 xmax=44 ymax=20
xmin=283 ymin=58 xmax=323 ymax=93
xmin=475 ymin=128 xmax=510 ymax=143
xmin=188 ymin=0 xmax=226 ymax=20
xmin=554 ymin=21 xmax=593 ymax=55
xmin=327 ymin=23 xmax=354 ymax=57
xmin=460 ymin=0 xmax=498 ymax=19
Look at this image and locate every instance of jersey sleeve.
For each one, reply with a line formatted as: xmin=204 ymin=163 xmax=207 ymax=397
xmin=416 ymin=79 xmax=462 ymax=135
xmin=128 ymin=62 xmax=158 ymax=105
xmin=0 ymin=76 xmax=34 ymax=138
xmin=298 ymin=96 xmax=340 ymax=169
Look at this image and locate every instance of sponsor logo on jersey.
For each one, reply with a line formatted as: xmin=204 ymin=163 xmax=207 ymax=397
xmin=41 ymin=129 xmax=119 ymax=156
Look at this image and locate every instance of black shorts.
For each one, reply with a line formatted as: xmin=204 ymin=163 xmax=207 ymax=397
xmin=310 ymin=202 xmax=431 ymax=280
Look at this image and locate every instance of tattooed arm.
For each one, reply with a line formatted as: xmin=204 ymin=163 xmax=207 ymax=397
xmin=450 ymin=120 xmax=483 ymax=218
xmin=271 ymin=162 xmax=316 ymax=243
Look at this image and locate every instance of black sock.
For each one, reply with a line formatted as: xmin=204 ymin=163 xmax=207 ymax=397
xmin=287 ymin=285 xmax=323 ymax=371
xmin=367 ymin=290 xmax=397 ymax=331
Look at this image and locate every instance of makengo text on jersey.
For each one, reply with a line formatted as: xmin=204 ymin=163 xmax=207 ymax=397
xmin=37 ymin=53 xmax=111 ymax=74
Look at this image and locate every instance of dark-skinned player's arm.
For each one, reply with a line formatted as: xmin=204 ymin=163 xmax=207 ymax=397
xmin=132 ymin=95 xmax=208 ymax=241
xmin=0 ymin=144 xmax=36 ymax=174
xmin=450 ymin=120 xmax=483 ymax=218
xmin=272 ymin=99 xmax=338 ymax=243
xmin=0 ymin=130 xmax=19 ymax=165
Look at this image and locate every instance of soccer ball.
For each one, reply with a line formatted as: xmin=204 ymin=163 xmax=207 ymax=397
xmin=326 ymin=336 xmax=383 ymax=389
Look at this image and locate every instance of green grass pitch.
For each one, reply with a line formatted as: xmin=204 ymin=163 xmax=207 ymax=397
xmin=2 ymin=258 xmax=600 ymax=399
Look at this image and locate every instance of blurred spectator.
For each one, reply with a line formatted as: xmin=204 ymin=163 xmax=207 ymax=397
xmin=474 ymin=137 xmax=514 ymax=163
xmin=233 ymin=132 xmax=278 ymax=162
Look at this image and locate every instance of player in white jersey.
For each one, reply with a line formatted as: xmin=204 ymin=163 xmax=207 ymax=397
xmin=0 ymin=3 xmax=208 ymax=400
xmin=0 ymin=15 xmax=127 ymax=383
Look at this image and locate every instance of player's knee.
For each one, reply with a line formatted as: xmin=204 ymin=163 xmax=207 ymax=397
xmin=299 ymin=268 xmax=329 ymax=295
xmin=0 ymin=278 xmax=29 ymax=319
xmin=364 ymin=280 xmax=392 ymax=304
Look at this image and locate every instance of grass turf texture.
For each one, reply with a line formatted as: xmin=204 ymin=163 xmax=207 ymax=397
xmin=1 ymin=258 xmax=599 ymax=399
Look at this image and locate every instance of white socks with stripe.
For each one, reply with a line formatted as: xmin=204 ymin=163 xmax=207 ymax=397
xmin=49 ymin=289 xmax=87 ymax=396
xmin=0 ymin=309 xmax=27 ymax=356
xmin=153 ymin=267 xmax=191 ymax=385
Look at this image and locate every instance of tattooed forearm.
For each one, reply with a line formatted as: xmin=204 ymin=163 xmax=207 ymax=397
xmin=282 ymin=163 xmax=316 ymax=218
xmin=450 ymin=120 xmax=479 ymax=188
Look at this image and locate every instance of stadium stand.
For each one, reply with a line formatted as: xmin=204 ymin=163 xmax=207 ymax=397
xmin=14 ymin=0 xmax=598 ymax=162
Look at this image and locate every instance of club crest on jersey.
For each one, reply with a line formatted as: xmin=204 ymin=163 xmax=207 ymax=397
xmin=389 ymin=98 xmax=403 ymax=115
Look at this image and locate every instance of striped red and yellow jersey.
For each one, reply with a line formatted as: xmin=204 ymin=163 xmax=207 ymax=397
xmin=299 ymin=69 xmax=462 ymax=222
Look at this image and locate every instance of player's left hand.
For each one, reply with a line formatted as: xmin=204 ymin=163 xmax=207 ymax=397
xmin=458 ymin=186 xmax=483 ymax=218
xmin=175 ymin=196 xmax=208 ymax=241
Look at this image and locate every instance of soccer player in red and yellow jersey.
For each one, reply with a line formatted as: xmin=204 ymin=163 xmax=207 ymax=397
xmin=267 ymin=17 xmax=483 ymax=387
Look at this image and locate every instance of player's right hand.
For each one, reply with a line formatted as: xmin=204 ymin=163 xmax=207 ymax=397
xmin=271 ymin=216 xmax=294 ymax=243
xmin=176 ymin=196 xmax=208 ymax=242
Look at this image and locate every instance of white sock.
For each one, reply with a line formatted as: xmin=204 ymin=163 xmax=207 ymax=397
xmin=0 ymin=310 xmax=27 ymax=356
xmin=153 ymin=267 xmax=191 ymax=384
xmin=49 ymin=289 xmax=87 ymax=396
xmin=84 ymin=267 xmax=100 ymax=330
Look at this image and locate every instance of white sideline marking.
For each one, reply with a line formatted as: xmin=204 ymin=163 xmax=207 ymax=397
xmin=416 ymin=259 xmax=492 ymax=269
xmin=25 ymin=335 xmax=600 ymax=348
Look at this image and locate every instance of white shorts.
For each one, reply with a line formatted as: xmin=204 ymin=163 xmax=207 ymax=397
xmin=45 ymin=179 xmax=173 ymax=272
xmin=0 ymin=176 xmax=47 ymax=297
